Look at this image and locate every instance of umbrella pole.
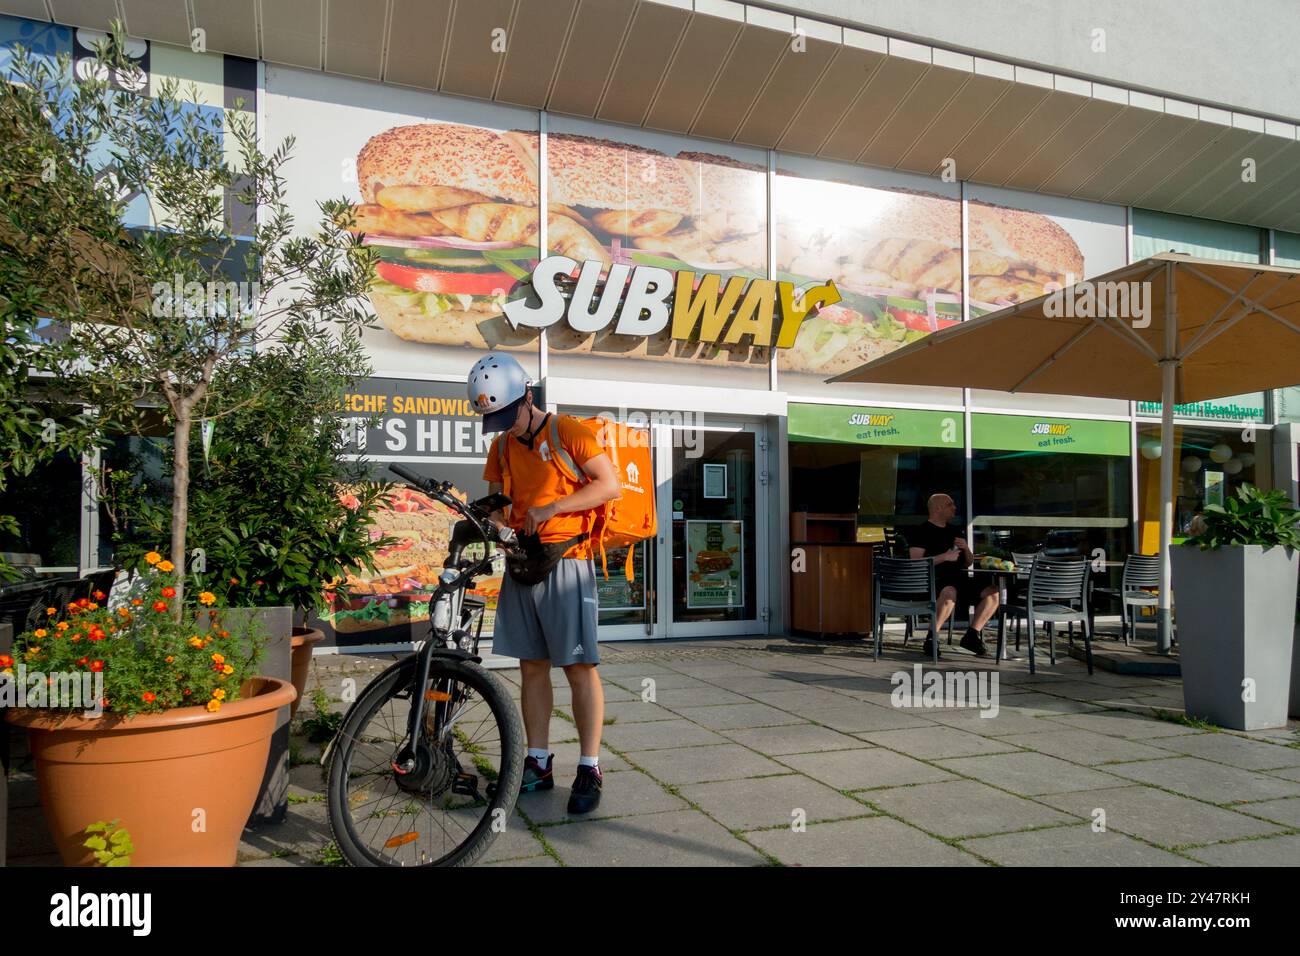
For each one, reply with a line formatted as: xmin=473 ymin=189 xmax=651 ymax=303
xmin=1157 ymin=360 xmax=1176 ymax=655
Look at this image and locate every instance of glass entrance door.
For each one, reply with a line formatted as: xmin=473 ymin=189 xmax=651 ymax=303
xmin=661 ymin=421 xmax=765 ymax=638
xmin=579 ymin=412 xmax=767 ymax=641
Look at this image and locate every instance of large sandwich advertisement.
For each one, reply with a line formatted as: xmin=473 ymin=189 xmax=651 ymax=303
xmin=540 ymin=118 xmax=769 ymax=374
xmin=773 ymin=161 xmax=964 ymax=378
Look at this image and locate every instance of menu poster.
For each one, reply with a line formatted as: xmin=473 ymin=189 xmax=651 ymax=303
xmin=1204 ymin=470 xmax=1225 ymax=508
xmin=686 ymin=520 xmax=744 ymax=609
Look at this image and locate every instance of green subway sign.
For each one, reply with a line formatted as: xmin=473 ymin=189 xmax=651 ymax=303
xmin=972 ymin=413 xmax=1130 ymax=456
xmin=789 ymin=403 xmax=963 ymax=448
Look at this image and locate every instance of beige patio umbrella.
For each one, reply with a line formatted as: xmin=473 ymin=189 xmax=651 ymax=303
xmin=828 ymin=252 xmax=1300 ymax=653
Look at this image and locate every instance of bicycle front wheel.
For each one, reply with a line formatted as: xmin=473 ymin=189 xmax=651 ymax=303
xmin=326 ymin=655 xmax=524 ymax=866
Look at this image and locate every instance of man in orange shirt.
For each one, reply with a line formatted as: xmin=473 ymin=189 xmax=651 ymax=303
xmin=470 ymin=353 xmax=621 ymax=814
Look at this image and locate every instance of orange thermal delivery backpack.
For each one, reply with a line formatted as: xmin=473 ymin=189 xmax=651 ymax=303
xmin=494 ymin=415 xmax=656 ymax=581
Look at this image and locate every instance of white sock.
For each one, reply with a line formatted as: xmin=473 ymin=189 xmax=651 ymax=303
xmin=528 ymin=748 xmax=550 ymax=767
xmin=578 ymin=755 xmax=599 ymax=769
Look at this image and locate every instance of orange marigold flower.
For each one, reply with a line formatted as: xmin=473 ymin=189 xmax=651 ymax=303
xmin=219 ymin=630 xmax=230 ymax=639
xmin=56 ymin=622 xmax=69 ymax=631
xmin=198 ymin=591 xmax=217 ymax=606
xmin=46 ymin=607 xmax=57 ymax=616
xmin=0 ymin=655 xmax=12 ymax=668
xmin=211 ymin=653 xmax=225 ymax=664
xmin=212 ymin=688 xmax=226 ymax=700
xmin=161 ymin=586 xmax=177 ymax=599
xmin=117 ymin=607 xmax=131 ymax=618
xmin=33 ymin=629 xmax=47 ymax=638
xmin=156 ymin=560 xmax=174 ymax=573
xmin=222 ymin=664 xmax=234 ymax=675
xmin=93 ymin=590 xmax=106 ymax=601
xmin=141 ymin=692 xmax=156 ymax=703
xmin=207 ymin=699 xmax=221 ymax=713
xmin=89 ymin=660 xmax=104 ymax=672
xmin=76 ymin=657 xmax=88 ymax=666
xmin=152 ymin=600 xmax=168 ymax=613
xmin=131 ymin=598 xmax=143 ymax=606
xmin=70 ymin=634 xmax=81 ymax=642
xmin=144 ymin=551 xmax=162 ymax=565
xmin=188 ymin=637 xmax=204 ymax=649
xmin=165 ymin=655 xmax=174 ymax=663
xmin=183 ymin=688 xmax=192 ymax=696
xmin=86 ymin=602 xmax=99 ymax=611
xmin=229 ymin=578 xmax=239 ymax=585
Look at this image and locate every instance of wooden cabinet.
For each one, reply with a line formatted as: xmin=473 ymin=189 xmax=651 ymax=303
xmin=791 ymin=544 xmax=873 ymax=637
xmin=790 ymin=512 xmax=856 ymax=543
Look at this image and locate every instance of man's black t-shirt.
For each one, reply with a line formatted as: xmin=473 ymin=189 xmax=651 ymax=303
xmin=907 ymin=521 xmax=969 ymax=586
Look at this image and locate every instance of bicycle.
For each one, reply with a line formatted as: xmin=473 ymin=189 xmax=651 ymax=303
xmin=325 ymin=464 xmax=525 ymax=866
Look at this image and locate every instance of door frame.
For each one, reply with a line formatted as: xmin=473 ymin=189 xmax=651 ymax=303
xmin=560 ymin=408 xmax=769 ymax=642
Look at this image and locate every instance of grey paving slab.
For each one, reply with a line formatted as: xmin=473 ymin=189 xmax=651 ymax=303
xmin=864 ymin=780 xmax=1077 ymax=839
xmin=995 ymin=693 xmax=1108 ymax=716
xmin=1145 ymin=732 xmax=1300 ymax=771
xmin=239 ymin=798 xmax=331 ymax=859
xmin=744 ymin=687 xmax=865 ymax=712
xmin=538 ymin=809 xmax=769 ymax=866
xmin=961 ymin=824 xmax=1201 ymax=866
xmin=802 ymin=702 xmax=939 ymax=734
xmin=1038 ymin=786 xmax=1286 ymax=847
xmin=1237 ymin=796 xmax=1300 ymax=829
xmin=748 ymin=815 xmax=986 ymax=867
xmin=584 ymin=700 xmax=678 ymax=724
xmin=478 ymin=812 xmax=547 ymax=863
xmin=935 ymin=752 xmax=1129 ymax=796
xmin=605 ymin=671 xmax=711 ymax=692
xmin=656 ymin=685 xmax=753 ymax=708
xmin=1045 ymin=710 xmax=1203 ymax=739
xmin=919 ymin=706 xmax=1059 ymax=737
xmin=625 ymin=743 xmax=790 ymax=785
xmin=664 ymin=661 xmax=767 ymax=680
xmin=1102 ymin=757 xmax=1300 ymax=805
xmin=858 ymin=725 xmax=1024 ymax=760
xmin=700 ymin=675 xmax=811 ymax=696
xmin=1183 ymin=834 xmax=1300 ymax=866
xmin=1267 ymin=766 xmax=1300 ymax=783
xmin=516 ymin=767 xmax=687 ymax=825
xmin=997 ymin=728 xmax=1174 ymax=766
xmin=672 ymin=702 xmax=810 ymax=730
xmin=481 ymin=854 xmax=561 ymax=867
xmin=594 ymin=662 xmax=689 ymax=678
xmin=681 ymin=774 xmax=873 ymax=831
xmin=722 ymin=723 xmax=870 ymax=756
xmin=600 ymin=718 xmax=729 ymax=751
xmin=781 ymin=747 xmax=957 ymax=791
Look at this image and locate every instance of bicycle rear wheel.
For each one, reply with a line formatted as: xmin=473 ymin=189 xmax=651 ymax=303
xmin=326 ymin=655 xmax=524 ymax=867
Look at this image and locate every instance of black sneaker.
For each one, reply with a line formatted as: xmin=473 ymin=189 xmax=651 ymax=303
xmin=567 ymin=764 xmax=603 ymax=814
xmin=520 ymin=754 xmax=555 ymax=793
xmin=960 ymin=629 xmax=989 ymax=657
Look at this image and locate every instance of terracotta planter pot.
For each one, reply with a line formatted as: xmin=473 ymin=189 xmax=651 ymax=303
xmin=289 ymin=626 xmax=325 ymax=719
xmin=5 ymin=676 xmax=295 ymax=866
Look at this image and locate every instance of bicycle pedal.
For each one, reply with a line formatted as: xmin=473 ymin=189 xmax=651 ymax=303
xmin=452 ymin=771 xmax=480 ymax=798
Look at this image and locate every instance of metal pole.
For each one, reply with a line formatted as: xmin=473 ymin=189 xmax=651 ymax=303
xmin=1156 ymin=263 xmax=1177 ymax=654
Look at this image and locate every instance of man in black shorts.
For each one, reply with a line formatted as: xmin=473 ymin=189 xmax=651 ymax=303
xmin=907 ymin=493 xmax=999 ymax=657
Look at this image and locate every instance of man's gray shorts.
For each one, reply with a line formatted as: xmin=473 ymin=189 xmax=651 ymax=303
xmin=491 ymin=558 xmax=599 ymax=667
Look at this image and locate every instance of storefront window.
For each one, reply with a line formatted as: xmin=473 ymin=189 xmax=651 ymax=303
xmin=969 ymin=414 xmax=1131 ymax=568
xmin=1135 ymin=423 xmax=1272 ymax=551
xmin=788 ymin=403 xmax=965 ymax=546
xmin=1131 ymin=208 xmax=1263 ymax=263
xmin=0 ymin=449 xmax=82 ymax=570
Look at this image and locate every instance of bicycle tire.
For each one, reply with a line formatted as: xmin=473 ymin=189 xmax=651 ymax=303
xmin=326 ymin=655 xmax=524 ymax=867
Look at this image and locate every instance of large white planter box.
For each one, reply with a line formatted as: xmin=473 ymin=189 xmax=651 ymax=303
xmin=1171 ymin=545 xmax=1298 ymax=730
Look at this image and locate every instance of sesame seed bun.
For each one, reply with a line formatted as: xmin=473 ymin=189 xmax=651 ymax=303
xmin=969 ymin=200 xmax=1084 ymax=279
xmin=545 ymin=133 xmax=693 ymax=216
xmin=355 ymin=123 xmax=538 ymax=206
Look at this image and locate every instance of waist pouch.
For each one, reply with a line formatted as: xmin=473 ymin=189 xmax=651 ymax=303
xmin=505 ymin=532 xmax=587 ymax=586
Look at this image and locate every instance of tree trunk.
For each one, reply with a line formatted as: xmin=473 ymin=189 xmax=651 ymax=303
xmin=171 ymin=410 xmax=190 ymax=619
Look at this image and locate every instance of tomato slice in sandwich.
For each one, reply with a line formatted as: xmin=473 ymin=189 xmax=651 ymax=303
xmin=376 ymin=261 xmax=513 ymax=296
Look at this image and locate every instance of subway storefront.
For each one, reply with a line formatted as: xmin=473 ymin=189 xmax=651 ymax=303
xmin=4 ymin=11 xmax=1299 ymax=650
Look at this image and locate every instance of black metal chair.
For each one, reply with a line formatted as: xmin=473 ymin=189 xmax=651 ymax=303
xmin=873 ymin=556 xmax=940 ymax=663
xmin=1003 ymin=556 xmax=1093 ymax=675
xmin=1090 ymin=554 xmax=1160 ymax=645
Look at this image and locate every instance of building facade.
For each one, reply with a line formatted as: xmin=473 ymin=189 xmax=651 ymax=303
xmin=2 ymin=1 xmax=1298 ymax=650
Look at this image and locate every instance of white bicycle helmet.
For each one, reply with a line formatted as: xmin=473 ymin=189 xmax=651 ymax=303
xmin=468 ymin=353 xmax=530 ymax=432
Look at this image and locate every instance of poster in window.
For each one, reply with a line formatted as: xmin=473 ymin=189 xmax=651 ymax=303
xmin=686 ymin=520 xmax=744 ymax=609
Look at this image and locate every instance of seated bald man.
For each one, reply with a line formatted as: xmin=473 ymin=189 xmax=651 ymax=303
xmin=907 ymin=493 xmax=999 ymax=657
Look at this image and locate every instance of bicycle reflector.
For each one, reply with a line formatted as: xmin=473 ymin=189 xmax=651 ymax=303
xmin=384 ymin=832 xmax=420 ymax=849
xmin=425 ymin=689 xmax=451 ymax=701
